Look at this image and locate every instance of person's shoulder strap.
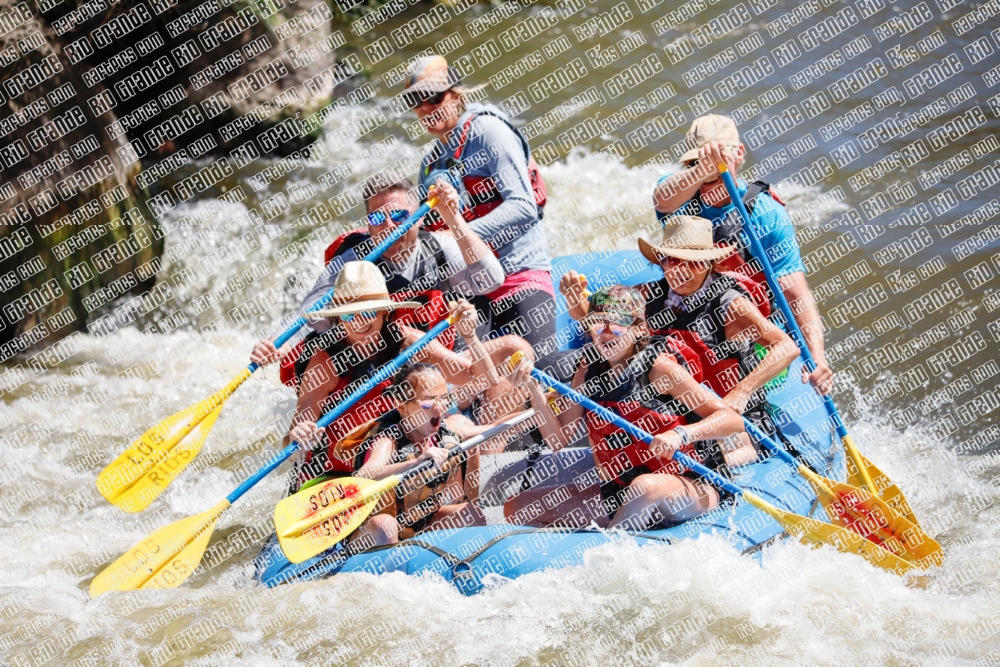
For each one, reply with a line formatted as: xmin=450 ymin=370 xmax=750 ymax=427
xmin=744 ymin=180 xmax=786 ymax=212
xmin=455 ymin=110 xmax=531 ymax=163
xmin=419 ymin=230 xmax=450 ymax=270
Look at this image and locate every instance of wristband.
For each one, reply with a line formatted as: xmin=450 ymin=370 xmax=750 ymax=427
xmin=672 ymin=425 xmax=691 ymax=447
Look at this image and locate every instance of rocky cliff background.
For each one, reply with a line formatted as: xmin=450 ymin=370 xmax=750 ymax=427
xmin=0 ymin=0 xmax=347 ymax=355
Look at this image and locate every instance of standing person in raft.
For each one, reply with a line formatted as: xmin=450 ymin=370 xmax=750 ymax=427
xmin=402 ymin=55 xmax=557 ymax=355
xmin=652 ymin=114 xmax=833 ymax=394
xmin=511 ymin=286 xmax=750 ymax=531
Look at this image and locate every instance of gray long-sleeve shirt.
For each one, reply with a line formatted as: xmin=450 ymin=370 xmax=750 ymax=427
xmin=420 ymin=102 xmax=551 ymax=275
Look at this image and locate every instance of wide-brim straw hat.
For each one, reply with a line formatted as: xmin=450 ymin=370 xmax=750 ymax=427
xmin=638 ymin=215 xmax=735 ymax=263
xmin=307 ymin=261 xmax=420 ymax=319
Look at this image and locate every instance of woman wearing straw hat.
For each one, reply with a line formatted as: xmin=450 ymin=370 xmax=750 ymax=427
xmin=281 ymin=261 xmax=515 ymax=491
xmin=563 ymin=216 xmax=799 ymax=436
xmin=402 ymin=55 xmax=556 ymax=355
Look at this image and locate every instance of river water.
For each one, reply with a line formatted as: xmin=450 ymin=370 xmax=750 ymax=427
xmin=3 ymin=0 xmax=1000 ymax=663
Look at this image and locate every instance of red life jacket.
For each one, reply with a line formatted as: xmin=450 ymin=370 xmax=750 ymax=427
xmin=661 ymin=272 xmax=771 ymax=401
xmin=422 ymin=110 xmax=547 ymax=230
xmin=580 ymin=336 xmax=719 ymax=486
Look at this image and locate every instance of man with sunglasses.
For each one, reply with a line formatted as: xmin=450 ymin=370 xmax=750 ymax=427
xmin=650 ymin=114 xmax=833 ymax=395
xmin=404 ymin=55 xmax=557 ymax=356
xmin=252 ymin=172 xmax=505 ymax=370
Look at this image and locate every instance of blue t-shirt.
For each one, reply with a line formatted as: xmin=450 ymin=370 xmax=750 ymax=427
xmin=656 ymin=177 xmax=806 ymax=278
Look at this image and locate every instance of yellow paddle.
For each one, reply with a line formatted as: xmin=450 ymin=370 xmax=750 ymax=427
xmin=274 ymin=410 xmax=538 ymax=564
xmin=514 ymin=354 xmax=918 ymax=575
xmin=96 ymin=200 xmax=438 ymax=513
xmin=97 ymin=372 xmax=245 ymax=512
xmin=743 ymin=416 xmax=942 ymax=569
xmin=717 ymin=164 xmax=920 ymax=526
xmin=90 ymin=318 xmax=454 ymax=596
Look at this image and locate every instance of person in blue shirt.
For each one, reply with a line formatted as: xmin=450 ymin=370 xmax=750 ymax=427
xmin=650 ymin=115 xmax=832 ymax=394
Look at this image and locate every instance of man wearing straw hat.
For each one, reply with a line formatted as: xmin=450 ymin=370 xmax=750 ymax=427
xmin=650 ymin=114 xmax=832 ymax=395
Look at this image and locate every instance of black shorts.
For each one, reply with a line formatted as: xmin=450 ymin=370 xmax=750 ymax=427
xmin=470 ymin=288 xmax=557 ymax=356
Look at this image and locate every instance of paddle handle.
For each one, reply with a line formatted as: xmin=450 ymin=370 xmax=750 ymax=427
xmin=397 ymin=409 xmax=537 ymax=485
xmin=227 ymin=316 xmax=453 ymax=505
xmin=717 ymin=166 xmax=848 ymax=441
xmin=268 ymin=200 xmax=435 ymax=350
xmin=228 ymin=443 xmax=299 ymax=504
xmin=529 ymin=367 xmax=744 ymax=498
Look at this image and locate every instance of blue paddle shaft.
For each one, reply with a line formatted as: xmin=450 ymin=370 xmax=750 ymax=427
xmin=528 ymin=367 xmax=745 ymax=498
xmin=717 ymin=168 xmax=848 ymax=440
xmin=226 ymin=316 xmax=452 ymax=504
xmin=269 ymin=202 xmax=432 ymax=350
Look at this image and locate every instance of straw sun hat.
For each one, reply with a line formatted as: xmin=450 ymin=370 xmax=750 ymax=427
xmin=307 ymin=261 xmax=420 ymax=319
xmin=638 ymin=215 xmax=735 ymax=264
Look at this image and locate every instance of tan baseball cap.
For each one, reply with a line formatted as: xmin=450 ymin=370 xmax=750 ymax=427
xmin=678 ymin=115 xmax=741 ymax=164
xmin=638 ymin=215 xmax=734 ymax=263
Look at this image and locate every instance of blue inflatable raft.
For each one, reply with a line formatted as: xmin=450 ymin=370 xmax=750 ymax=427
xmin=255 ymin=252 xmax=842 ymax=595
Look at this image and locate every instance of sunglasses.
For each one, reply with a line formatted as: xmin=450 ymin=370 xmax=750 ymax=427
xmin=367 ymin=209 xmax=410 ymax=226
xmin=339 ymin=310 xmax=380 ymax=322
xmin=587 ymin=319 xmax=631 ymax=336
xmin=684 ymin=145 xmax=740 ymax=168
xmin=404 ymin=89 xmax=450 ymax=110
xmin=412 ymin=394 xmax=456 ymax=410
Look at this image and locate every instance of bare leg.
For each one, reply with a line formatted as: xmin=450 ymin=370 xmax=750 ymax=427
xmin=348 ymin=514 xmax=399 ymax=549
xmin=721 ymin=433 xmax=759 ymax=467
xmin=608 ymin=474 xmax=719 ymax=531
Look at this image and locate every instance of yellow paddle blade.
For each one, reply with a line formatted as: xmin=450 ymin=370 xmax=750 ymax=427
xmin=800 ymin=468 xmax=943 ymax=569
xmin=89 ymin=500 xmax=229 ymax=597
xmin=841 ymin=434 xmax=878 ymax=496
xmin=274 ymin=476 xmax=398 ymax=564
xmin=110 ymin=404 xmax=225 ymax=513
xmin=846 ymin=449 xmax=920 ymax=527
xmin=97 ymin=368 xmax=252 ymax=511
xmin=741 ymin=491 xmax=916 ymax=575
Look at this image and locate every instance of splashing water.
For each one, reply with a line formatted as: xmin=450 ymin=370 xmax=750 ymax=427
xmin=1 ymin=119 xmax=996 ymax=666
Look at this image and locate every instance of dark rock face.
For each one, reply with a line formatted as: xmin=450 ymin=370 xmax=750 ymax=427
xmin=0 ymin=0 xmax=339 ymax=357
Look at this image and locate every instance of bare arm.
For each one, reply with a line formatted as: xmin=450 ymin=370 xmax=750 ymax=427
xmin=558 ymin=270 xmax=590 ymax=321
xmin=648 ymin=354 xmax=744 ymax=441
xmin=722 ymin=296 xmax=800 ymax=413
xmin=654 ymin=141 xmax=745 ymax=214
xmin=653 ymin=166 xmax=713 ymax=215
xmin=509 ymin=358 xmax=587 ymax=452
xmin=432 ymin=180 xmax=494 ymax=270
xmin=778 ymin=270 xmax=833 ymax=394
xmin=283 ymin=350 xmax=337 ymax=446
xmin=353 ymin=436 xmax=406 ymax=480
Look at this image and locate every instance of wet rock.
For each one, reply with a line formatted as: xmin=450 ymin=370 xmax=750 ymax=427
xmin=0 ymin=0 xmax=344 ymax=356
